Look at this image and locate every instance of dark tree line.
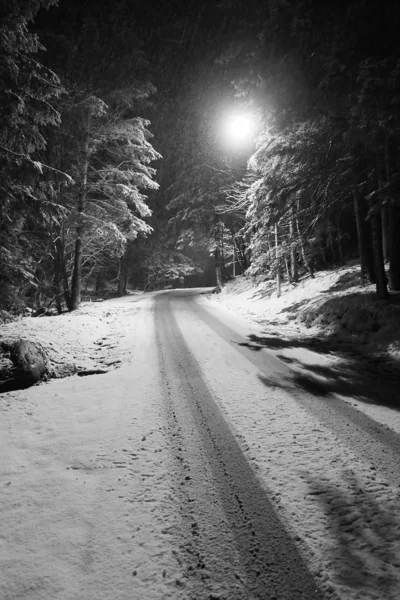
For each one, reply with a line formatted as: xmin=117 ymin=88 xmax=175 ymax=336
xmin=235 ymin=0 xmax=400 ymax=300
xmin=155 ymin=0 xmax=400 ymax=298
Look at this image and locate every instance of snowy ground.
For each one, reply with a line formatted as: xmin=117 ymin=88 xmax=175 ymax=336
xmin=0 ymin=294 xmax=190 ymax=600
xmin=1 ymin=278 xmax=400 ymax=599
xmin=190 ymin=294 xmax=400 ymax=599
xmin=211 ymin=264 xmax=400 ymax=361
xmin=0 ymin=294 xmax=146 ymax=378
xmin=209 ymin=264 xmax=400 ymax=429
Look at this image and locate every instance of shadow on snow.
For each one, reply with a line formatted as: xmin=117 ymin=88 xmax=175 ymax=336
xmin=301 ymin=470 xmax=400 ymax=594
xmin=239 ymin=331 xmax=400 ymax=411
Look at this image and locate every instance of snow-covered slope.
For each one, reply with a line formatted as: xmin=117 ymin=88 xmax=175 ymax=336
xmin=211 ymin=264 xmax=400 ymax=364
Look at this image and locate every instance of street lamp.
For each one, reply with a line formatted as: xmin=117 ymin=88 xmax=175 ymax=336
xmin=220 ymin=111 xmax=256 ymax=148
xmin=216 ymin=108 xmax=257 ymax=279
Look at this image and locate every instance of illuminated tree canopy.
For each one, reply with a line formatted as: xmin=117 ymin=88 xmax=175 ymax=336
xmin=1 ymin=0 xmax=400 ymax=312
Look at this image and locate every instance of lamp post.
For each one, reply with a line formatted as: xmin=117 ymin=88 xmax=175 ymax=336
xmin=217 ymin=108 xmax=256 ymax=283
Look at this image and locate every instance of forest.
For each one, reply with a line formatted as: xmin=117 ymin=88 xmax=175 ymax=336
xmin=1 ymin=0 xmax=400 ymax=317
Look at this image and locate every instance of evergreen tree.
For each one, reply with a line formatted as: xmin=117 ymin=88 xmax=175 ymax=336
xmin=0 ymin=0 xmax=63 ymax=312
xmin=33 ymin=1 xmax=161 ymax=310
xmin=213 ymin=0 xmax=400 ymax=298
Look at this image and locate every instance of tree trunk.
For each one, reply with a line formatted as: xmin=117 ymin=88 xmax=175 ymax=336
xmin=63 ymin=266 xmax=72 ymax=311
xmin=219 ymin=224 xmax=230 ymax=281
xmin=53 ymin=238 xmax=64 ymax=314
xmin=95 ymin=271 xmax=104 ymax=294
xmin=274 ymin=222 xmax=281 ymax=298
xmin=295 ymin=201 xmax=314 ymax=278
xmin=381 ymin=204 xmax=389 ymax=262
xmin=232 ymin=241 xmax=236 ymax=277
xmin=353 ymin=189 xmax=368 ymax=285
xmin=336 ymin=213 xmax=344 ymax=264
xmin=327 ymin=222 xmax=336 ymax=263
xmin=289 ymin=209 xmax=298 ymax=282
xmin=70 ymin=119 xmax=90 ymax=311
xmin=242 ymin=245 xmax=250 ymax=270
xmin=117 ymin=256 xmax=128 ymax=296
xmin=376 ymin=155 xmax=390 ymax=264
xmin=214 ymin=245 xmax=223 ymax=292
xmin=370 ymin=207 xmax=389 ymax=299
xmin=284 ymin=254 xmax=291 ymax=282
xmin=235 ymin=238 xmax=248 ymax=272
xmin=221 ymin=224 xmax=225 ymax=265
xmin=70 ymin=235 xmax=83 ymax=310
xmin=54 ymin=272 xmax=63 ymax=314
xmin=389 ymin=204 xmax=400 ymax=290
xmin=54 ymin=234 xmax=72 ymax=311
xmin=320 ymin=244 xmax=328 ymax=266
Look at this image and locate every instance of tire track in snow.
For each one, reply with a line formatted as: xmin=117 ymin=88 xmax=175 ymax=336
xmin=155 ymin=292 xmax=322 ymax=600
xmin=187 ymin=296 xmax=400 ymax=487
xmin=173 ymin=291 xmax=400 ymax=600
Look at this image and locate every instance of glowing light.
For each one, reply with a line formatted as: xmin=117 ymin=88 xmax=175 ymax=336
xmin=220 ymin=111 xmax=256 ymax=147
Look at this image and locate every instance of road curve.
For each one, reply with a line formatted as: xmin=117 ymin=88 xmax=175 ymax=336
xmin=155 ymin=289 xmax=322 ymax=600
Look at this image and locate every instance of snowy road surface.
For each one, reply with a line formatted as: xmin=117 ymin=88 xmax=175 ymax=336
xmin=1 ymin=289 xmax=400 ymax=600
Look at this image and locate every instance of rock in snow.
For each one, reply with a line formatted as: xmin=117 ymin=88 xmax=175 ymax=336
xmin=10 ymin=339 xmax=46 ymax=384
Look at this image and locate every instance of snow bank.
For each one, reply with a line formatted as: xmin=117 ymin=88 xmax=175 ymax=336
xmin=0 ymin=295 xmax=144 ymax=381
xmin=212 ymin=265 xmax=400 ymax=364
xmin=0 ymin=294 xmax=189 ymax=600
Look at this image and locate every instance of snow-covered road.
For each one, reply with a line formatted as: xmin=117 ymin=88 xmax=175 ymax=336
xmin=1 ymin=289 xmax=400 ymax=600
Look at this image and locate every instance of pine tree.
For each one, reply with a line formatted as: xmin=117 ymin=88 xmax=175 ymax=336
xmin=30 ymin=1 xmax=162 ymax=309
xmin=49 ymin=93 xmax=161 ymax=310
xmin=0 ymin=0 xmax=63 ymax=312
